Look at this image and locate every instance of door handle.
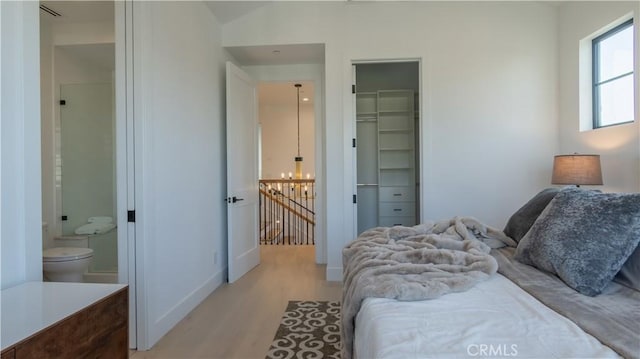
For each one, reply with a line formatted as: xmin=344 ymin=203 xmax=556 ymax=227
xmin=227 ymin=196 xmax=244 ymax=203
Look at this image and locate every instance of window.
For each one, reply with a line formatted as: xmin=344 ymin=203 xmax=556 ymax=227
xmin=592 ymin=19 xmax=634 ymax=128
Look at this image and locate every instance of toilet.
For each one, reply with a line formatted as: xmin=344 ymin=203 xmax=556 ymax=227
xmin=42 ymin=247 xmax=94 ymax=282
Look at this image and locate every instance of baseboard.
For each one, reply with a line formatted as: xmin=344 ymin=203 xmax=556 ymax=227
xmin=326 ymin=266 xmax=343 ymax=282
xmin=147 ymin=269 xmax=225 ymax=349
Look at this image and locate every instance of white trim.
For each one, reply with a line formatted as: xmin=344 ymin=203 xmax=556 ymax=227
xmin=588 ymin=12 xmax=635 ymax=40
xmin=348 ymin=58 xmax=424 ymax=239
xmin=637 ymin=10 xmax=640 ymax=188
xmin=115 ymin=0 xmax=137 ymax=349
xmin=578 ymin=13 xmax=635 ymax=132
xmin=240 ymin=63 xmax=327 ymax=264
xmin=326 ymin=266 xmax=343 ymax=282
xmin=350 ymin=64 xmax=358 ymax=238
xmin=23 ymin=1 xmax=44 ymax=283
xmin=132 ymin=0 xmax=152 ymax=350
xmin=0 ymin=0 xmax=43 ymax=289
xmin=148 ymin=270 xmax=224 ymax=346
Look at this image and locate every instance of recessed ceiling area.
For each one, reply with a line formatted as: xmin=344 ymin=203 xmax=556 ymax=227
xmin=259 ymin=81 xmax=315 ymax=106
xmin=225 ymin=44 xmax=325 ymax=66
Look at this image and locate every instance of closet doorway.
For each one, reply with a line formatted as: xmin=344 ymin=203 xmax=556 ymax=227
xmin=354 ymin=61 xmax=421 ymax=235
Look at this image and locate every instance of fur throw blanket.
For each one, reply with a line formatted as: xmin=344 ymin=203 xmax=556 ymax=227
xmin=341 ymin=217 xmax=516 ymax=359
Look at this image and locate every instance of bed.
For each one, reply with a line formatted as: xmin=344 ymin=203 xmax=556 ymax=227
xmin=343 ymin=188 xmax=640 ymax=359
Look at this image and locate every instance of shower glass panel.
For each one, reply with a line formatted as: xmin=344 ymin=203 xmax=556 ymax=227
xmin=60 ymin=83 xmax=117 ymax=273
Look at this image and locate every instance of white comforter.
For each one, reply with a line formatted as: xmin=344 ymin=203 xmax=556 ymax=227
xmin=354 ymin=274 xmax=620 ymax=359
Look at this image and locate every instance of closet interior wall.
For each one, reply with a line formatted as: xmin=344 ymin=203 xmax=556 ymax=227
xmin=355 ymin=62 xmax=420 ymax=235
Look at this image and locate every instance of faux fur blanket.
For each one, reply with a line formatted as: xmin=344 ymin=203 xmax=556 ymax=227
xmin=341 ymin=217 xmax=516 ymax=359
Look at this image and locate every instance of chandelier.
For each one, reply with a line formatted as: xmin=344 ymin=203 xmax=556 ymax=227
xmin=294 ymin=83 xmax=303 ymax=179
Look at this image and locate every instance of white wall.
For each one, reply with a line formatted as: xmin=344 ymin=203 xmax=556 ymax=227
xmin=260 ymin=102 xmax=315 ymax=179
xmin=52 ymin=21 xmax=114 ymax=46
xmin=222 ymin=1 xmax=559 ymax=280
xmin=1 ymin=1 xmax=42 ymax=289
xmin=558 ymin=2 xmax=640 ymax=193
xmin=132 ymin=1 xmax=229 ymax=349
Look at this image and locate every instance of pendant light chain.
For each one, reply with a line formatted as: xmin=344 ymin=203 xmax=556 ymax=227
xmin=295 ymin=83 xmax=302 ymax=157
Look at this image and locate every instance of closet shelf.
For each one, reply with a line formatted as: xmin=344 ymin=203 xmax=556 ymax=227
xmin=379 ymin=166 xmax=412 ymax=170
xmin=379 ymin=110 xmax=412 ymax=115
xmin=379 ymin=129 xmax=411 ymax=133
xmin=356 ymin=87 xmax=417 ymax=232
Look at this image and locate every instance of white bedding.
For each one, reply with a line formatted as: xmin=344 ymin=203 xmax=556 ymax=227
xmin=354 ymin=274 xmax=620 ymax=359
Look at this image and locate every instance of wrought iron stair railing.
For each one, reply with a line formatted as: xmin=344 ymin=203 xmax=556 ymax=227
xmin=259 ymin=179 xmax=315 ymax=245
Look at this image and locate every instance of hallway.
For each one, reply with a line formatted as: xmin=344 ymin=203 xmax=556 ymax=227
xmin=130 ymin=245 xmax=341 ymax=359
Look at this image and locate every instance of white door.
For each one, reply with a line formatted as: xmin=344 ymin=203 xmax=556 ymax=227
xmin=226 ymin=61 xmax=260 ymax=283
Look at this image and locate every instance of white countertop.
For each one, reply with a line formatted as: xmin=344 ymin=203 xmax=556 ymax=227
xmin=1 ymin=281 xmax=127 ymax=351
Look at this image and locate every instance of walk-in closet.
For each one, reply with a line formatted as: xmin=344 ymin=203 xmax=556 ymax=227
xmin=355 ymin=62 xmax=420 ymax=234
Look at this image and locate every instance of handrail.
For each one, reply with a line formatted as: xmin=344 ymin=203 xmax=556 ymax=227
xmin=260 ymin=187 xmax=315 ymax=215
xmin=259 ymin=188 xmax=315 ymax=225
xmin=259 ymin=179 xmax=315 ymax=245
xmin=259 ymin=179 xmax=315 ymax=184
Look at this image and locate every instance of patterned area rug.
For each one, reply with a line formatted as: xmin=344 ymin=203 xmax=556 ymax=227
xmin=266 ymin=301 xmax=341 ymax=359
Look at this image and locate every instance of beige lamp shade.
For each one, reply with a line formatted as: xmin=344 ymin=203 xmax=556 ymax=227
xmin=551 ymin=154 xmax=603 ymax=186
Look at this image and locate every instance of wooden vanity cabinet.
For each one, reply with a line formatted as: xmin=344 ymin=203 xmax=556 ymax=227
xmin=1 ymin=286 xmax=128 ymax=359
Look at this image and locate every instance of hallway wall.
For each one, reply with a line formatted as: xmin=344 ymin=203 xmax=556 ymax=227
xmin=131 ymin=1 xmax=231 ymax=349
xmin=260 ymin=99 xmax=315 ymax=180
xmin=1 ymin=0 xmax=43 ymax=289
xmin=222 ymin=1 xmax=560 ymax=280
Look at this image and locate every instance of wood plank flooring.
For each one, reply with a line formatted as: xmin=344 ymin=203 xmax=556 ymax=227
xmin=129 ymin=245 xmax=342 ymax=359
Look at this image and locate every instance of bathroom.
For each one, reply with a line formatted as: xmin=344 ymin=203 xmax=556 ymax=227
xmin=40 ymin=1 xmax=117 ymax=283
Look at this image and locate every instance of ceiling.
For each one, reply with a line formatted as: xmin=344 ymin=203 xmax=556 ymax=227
xmin=40 ymin=1 xmax=564 ymax=25
xmin=259 ymin=81 xmax=315 ymax=106
xmin=204 ymin=0 xmax=565 ymax=25
xmin=41 ymin=0 xmax=266 ymax=25
xmin=39 ymin=1 xmax=323 ymax=66
xmin=40 ymin=1 xmax=114 ymax=23
xmin=226 ymin=44 xmax=325 ymax=66
xmin=40 ymin=1 xmax=115 ymax=70
xmin=204 ymin=1 xmax=271 ymax=24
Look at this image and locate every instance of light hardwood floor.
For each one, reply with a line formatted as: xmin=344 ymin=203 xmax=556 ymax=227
xmin=129 ymin=245 xmax=342 ymax=359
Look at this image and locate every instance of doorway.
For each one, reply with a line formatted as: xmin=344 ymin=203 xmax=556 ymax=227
xmin=354 ymin=61 xmax=421 ymax=235
xmin=39 ymin=0 xmax=135 ymax=347
xmin=257 ymin=81 xmax=316 ymax=247
xmin=40 ymin=2 xmax=118 ymax=282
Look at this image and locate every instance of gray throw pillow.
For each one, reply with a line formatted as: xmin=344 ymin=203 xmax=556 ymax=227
xmin=514 ymin=188 xmax=640 ymax=296
xmin=614 ymin=244 xmax=640 ymax=292
xmin=503 ymin=188 xmax=560 ymax=243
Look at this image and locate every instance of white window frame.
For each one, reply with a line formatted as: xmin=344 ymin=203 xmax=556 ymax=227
xmin=592 ymin=18 xmax=635 ymax=129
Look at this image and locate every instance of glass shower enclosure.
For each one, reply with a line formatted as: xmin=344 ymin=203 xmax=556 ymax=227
xmin=59 ymin=83 xmax=117 ymax=274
